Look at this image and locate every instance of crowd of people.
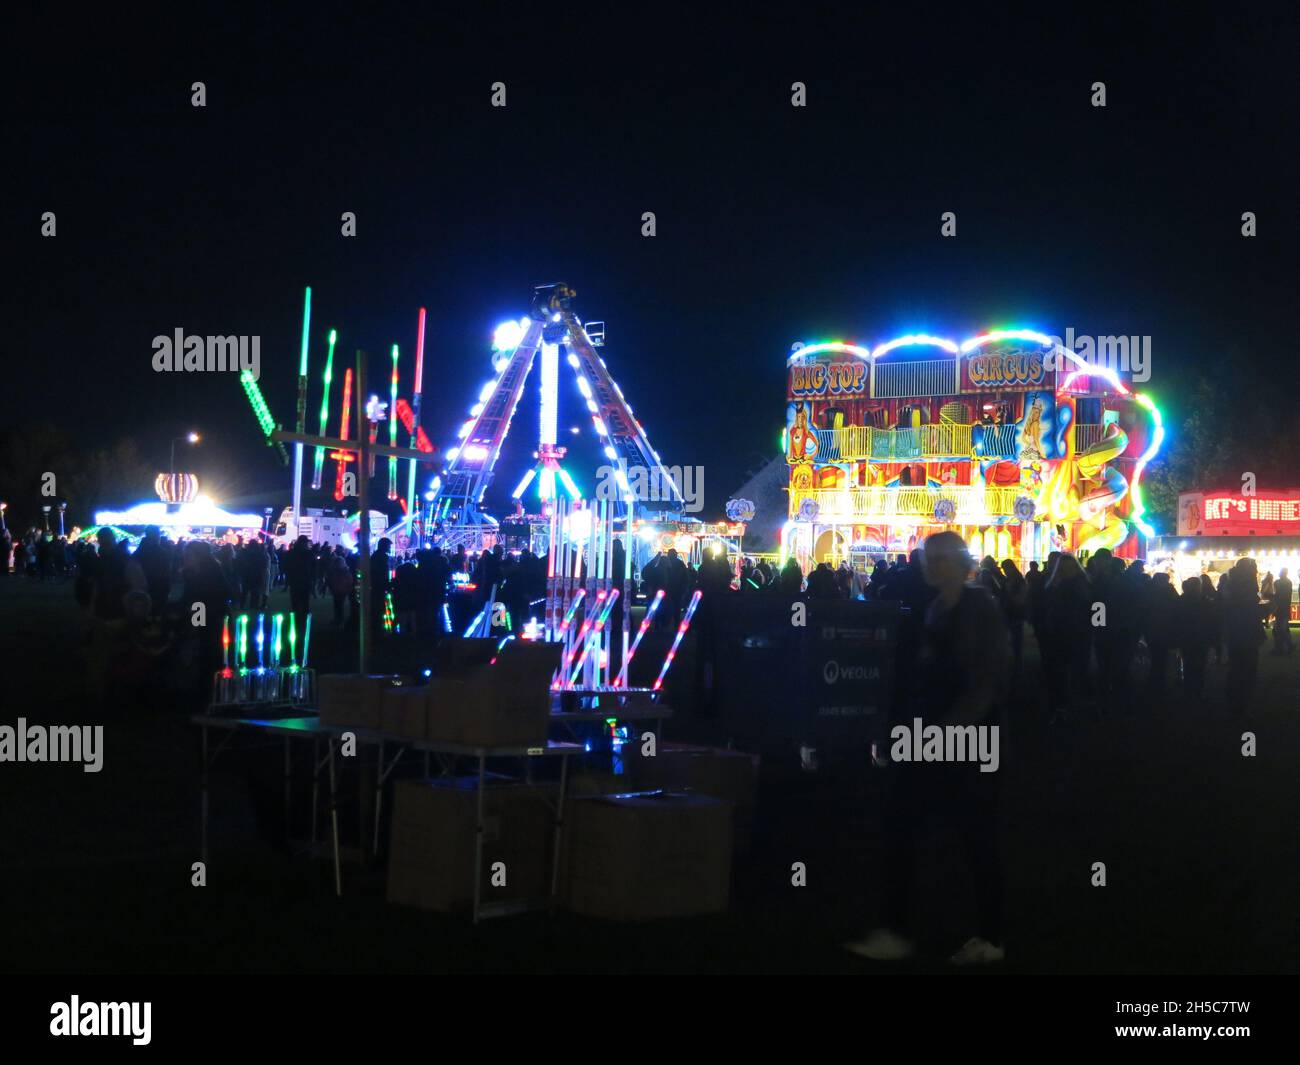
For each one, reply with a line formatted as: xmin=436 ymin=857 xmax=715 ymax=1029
xmin=5 ymin=518 xmax=1291 ymax=725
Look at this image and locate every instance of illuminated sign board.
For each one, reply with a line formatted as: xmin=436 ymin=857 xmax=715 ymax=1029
xmin=789 ymin=360 xmax=868 ymax=397
xmin=1178 ymin=491 xmax=1300 ymax=536
xmin=961 ymin=346 xmax=1049 ymax=391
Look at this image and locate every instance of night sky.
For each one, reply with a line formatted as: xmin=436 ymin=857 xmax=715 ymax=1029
xmin=6 ymin=9 xmax=1297 ymax=519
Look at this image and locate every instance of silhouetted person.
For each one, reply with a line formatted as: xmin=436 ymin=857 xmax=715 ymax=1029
xmin=1270 ymin=567 xmax=1293 ymax=655
xmin=281 ymin=535 xmax=315 ymax=635
xmin=1041 ymin=553 xmax=1093 ymax=723
xmin=998 ymin=559 xmax=1027 ymax=675
xmin=1177 ymin=577 xmax=1211 ymax=700
xmin=1144 ymin=571 xmax=1179 ymax=699
xmin=1223 ymin=558 xmax=1266 ymax=716
xmin=847 ymin=531 xmax=1008 ymax=966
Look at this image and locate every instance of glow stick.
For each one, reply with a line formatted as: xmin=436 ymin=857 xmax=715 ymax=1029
xmin=615 ymin=588 xmax=664 ymax=687
xmin=302 ymin=612 xmax=313 ymax=670
xmin=221 ymin=615 xmax=231 ymax=670
xmin=272 ymin=614 xmax=283 ymax=667
xmin=555 ymin=587 xmax=586 ymax=639
xmin=555 ymin=589 xmax=605 ymax=689
xmin=653 ymin=590 xmax=702 ymax=692
xmin=237 ymin=614 xmax=248 ymax=670
xmin=288 ymin=611 xmax=298 ymax=669
xmin=568 ymin=589 xmax=619 ymax=688
xmin=255 ymin=613 xmax=265 ymax=669
xmin=312 ymin=328 xmax=337 ymax=489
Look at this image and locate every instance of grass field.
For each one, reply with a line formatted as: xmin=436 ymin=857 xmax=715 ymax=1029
xmin=2 ymin=577 xmax=1298 ymax=974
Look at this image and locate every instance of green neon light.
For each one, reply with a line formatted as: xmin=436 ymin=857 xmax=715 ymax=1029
xmin=240 ymin=371 xmax=276 ymax=436
xmin=313 ymin=328 xmax=338 ymax=487
xmin=298 ymin=287 xmax=312 ymax=376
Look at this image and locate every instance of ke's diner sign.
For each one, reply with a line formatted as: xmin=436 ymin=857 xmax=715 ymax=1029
xmin=961 ymin=346 xmax=1050 ymax=391
xmin=790 ymin=359 xmax=868 ymax=397
xmin=1178 ymin=490 xmax=1300 ymax=536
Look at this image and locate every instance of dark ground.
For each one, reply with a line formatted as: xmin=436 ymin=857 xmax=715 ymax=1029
xmin=2 ymin=578 xmax=1297 ymax=975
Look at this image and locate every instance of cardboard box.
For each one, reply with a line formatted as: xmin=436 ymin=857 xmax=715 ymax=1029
xmin=424 ymin=641 xmax=562 ymax=748
xmin=380 ymin=685 xmax=430 ymax=741
xmin=386 ymin=776 xmax=554 ymax=912
xmin=569 ymin=771 xmax=633 ymax=797
xmin=431 ymin=638 xmax=499 ymax=677
xmin=317 ymin=674 xmax=409 ymax=730
xmin=624 ymin=743 xmax=760 ymax=853
xmin=562 ymin=791 xmax=732 ymax=920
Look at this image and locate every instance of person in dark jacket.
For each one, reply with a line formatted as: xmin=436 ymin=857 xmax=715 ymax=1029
xmin=281 ymin=536 xmax=315 ymax=635
xmin=1143 ymin=572 xmax=1180 ymax=698
xmin=847 ymin=531 xmax=1009 ymax=966
xmin=1177 ymin=577 xmax=1212 ymax=700
xmin=1041 ymin=553 xmax=1093 ymax=723
xmin=1222 ymin=558 xmax=1267 ymax=716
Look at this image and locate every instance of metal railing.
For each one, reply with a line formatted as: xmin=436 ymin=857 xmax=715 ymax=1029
xmin=812 ymin=423 xmax=975 ymax=462
xmin=1074 ymin=424 xmax=1106 ymax=451
xmin=789 ymin=485 xmax=1022 ymax=521
xmin=972 ymin=424 xmax=1020 ymax=459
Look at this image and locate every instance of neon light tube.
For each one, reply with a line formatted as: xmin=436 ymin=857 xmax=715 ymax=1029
xmin=615 ymin=589 xmax=664 ymax=687
xmin=312 ymin=328 xmax=337 ymax=489
xmin=388 ymin=344 xmax=399 ymax=500
xmin=653 ymin=589 xmax=702 ymax=691
xmin=556 ymin=590 xmax=605 ymax=688
xmin=333 ymin=367 xmax=353 ymax=502
xmin=568 ymin=589 xmax=619 ymax=687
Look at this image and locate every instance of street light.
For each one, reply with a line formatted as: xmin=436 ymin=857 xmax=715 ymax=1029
xmin=170 ymin=431 xmax=201 ymax=480
xmin=58 ymin=502 xmax=66 ymax=537
xmin=42 ymin=505 xmax=51 ymax=533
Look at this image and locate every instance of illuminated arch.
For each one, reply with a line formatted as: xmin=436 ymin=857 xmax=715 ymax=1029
xmin=871 ymin=334 xmax=959 ymax=359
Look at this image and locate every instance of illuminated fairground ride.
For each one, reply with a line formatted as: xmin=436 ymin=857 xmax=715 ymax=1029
xmin=782 ymin=330 xmax=1165 ymax=569
xmin=428 ymin=283 xmax=683 ymax=540
xmin=237 ymin=282 xmax=696 ymax=691
xmin=433 ymin=284 xmax=699 ymax=690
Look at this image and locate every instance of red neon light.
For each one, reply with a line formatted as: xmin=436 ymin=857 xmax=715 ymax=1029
xmin=333 ymin=367 xmax=355 ymax=502
xmin=395 ymin=398 xmax=435 ymax=452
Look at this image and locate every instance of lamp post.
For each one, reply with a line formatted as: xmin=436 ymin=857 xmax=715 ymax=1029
xmin=170 ymin=431 xmax=201 ymax=481
xmin=42 ymin=505 xmax=51 ymax=534
xmin=58 ymin=503 xmax=66 ymax=537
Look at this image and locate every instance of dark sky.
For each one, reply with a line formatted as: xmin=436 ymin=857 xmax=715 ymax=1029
xmin=5 ymin=8 xmax=1297 ymax=517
